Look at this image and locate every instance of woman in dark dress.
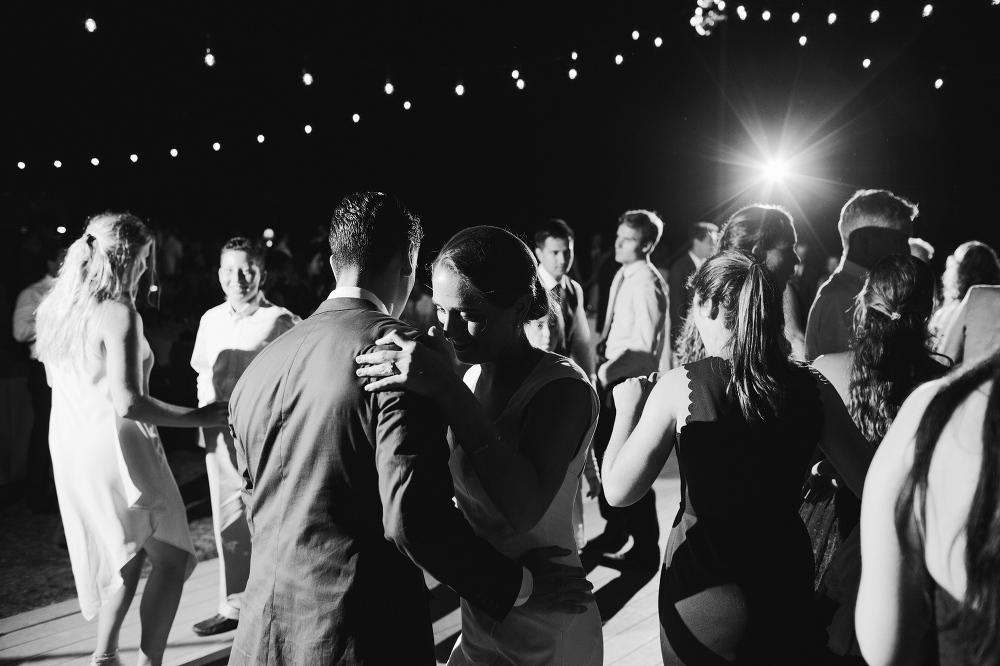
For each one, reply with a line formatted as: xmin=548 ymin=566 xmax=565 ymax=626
xmin=601 ymin=251 xmax=874 ymax=664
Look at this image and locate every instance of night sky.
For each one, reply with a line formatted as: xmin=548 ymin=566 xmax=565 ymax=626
xmin=4 ymin=1 xmax=999 ymax=272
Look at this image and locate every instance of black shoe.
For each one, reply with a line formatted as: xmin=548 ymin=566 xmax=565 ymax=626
xmin=602 ymin=547 xmax=660 ymax=571
xmin=193 ymin=615 xmax=239 ymax=636
xmin=583 ymin=530 xmax=630 ymax=555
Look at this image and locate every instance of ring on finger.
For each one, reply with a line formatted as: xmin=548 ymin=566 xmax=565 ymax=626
xmin=388 ymin=361 xmax=399 ymax=376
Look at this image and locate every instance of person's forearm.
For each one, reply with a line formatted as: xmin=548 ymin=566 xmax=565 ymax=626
xmin=599 ymin=350 xmax=657 ymax=386
xmin=117 ymin=393 xmax=207 ymax=428
xmin=601 ymin=404 xmax=640 ymax=478
xmin=438 ymin=384 xmax=549 ymax=532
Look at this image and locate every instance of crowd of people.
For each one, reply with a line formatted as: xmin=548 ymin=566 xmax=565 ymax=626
xmin=9 ymin=186 xmax=1000 ymax=665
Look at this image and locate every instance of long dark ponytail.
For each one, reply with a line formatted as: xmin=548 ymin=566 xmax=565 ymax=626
xmin=690 ymin=250 xmax=793 ymax=422
xmin=895 ymin=349 xmax=1000 ymax=663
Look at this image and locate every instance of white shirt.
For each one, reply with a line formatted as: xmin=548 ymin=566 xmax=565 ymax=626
xmin=13 ymin=275 xmax=55 ymax=359
xmin=526 ymin=266 xmax=595 ymax=376
xmin=191 ymin=296 xmax=300 ymax=406
xmin=328 ymin=287 xmax=389 ymax=315
xmin=689 ymin=250 xmax=706 ymax=272
xmin=602 ymin=260 xmax=668 ymax=364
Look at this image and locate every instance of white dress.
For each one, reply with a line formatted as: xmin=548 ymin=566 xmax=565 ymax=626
xmin=447 ymin=353 xmax=603 ymax=666
xmin=47 ymin=334 xmax=196 ymax=620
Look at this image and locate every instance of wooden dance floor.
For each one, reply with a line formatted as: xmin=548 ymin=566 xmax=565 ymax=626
xmin=0 ymin=458 xmax=681 ymax=666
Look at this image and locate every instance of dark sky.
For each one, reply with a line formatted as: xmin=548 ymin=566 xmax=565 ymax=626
xmin=4 ymin=1 xmax=999 ymax=269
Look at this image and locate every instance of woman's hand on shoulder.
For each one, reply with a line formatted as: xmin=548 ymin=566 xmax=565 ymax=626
xmin=194 ymin=401 xmax=230 ymax=428
xmin=612 ymin=372 xmax=658 ymax=416
xmin=355 ymin=329 xmax=459 ymax=399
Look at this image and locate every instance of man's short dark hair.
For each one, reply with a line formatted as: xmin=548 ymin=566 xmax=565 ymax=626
xmin=618 ymin=209 xmax=663 ymax=250
xmin=328 ymin=192 xmax=423 ymax=275
xmin=534 ymin=219 xmax=575 ymax=250
xmin=41 ymin=238 xmax=70 ymax=263
xmin=688 ymin=221 xmax=719 ymax=243
xmin=222 ymin=236 xmax=266 ymax=268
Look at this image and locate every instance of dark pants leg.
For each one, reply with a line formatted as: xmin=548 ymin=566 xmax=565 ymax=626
xmin=25 ymin=359 xmax=55 ymax=505
xmin=593 ymin=388 xmax=659 ymax=552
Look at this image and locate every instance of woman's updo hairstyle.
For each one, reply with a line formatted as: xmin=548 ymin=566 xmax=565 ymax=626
xmin=690 ymin=249 xmax=794 ymax=422
xmin=719 ymin=203 xmax=797 ymax=263
xmin=432 ymin=225 xmax=550 ymax=325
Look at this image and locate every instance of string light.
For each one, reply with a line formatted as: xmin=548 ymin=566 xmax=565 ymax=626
xmin=615 ymin=54 xmax=623 ymax=65
xmin=791 ymin=12 xmax=800 ymax=23
xmin=149 ymin=285 xmax=159 ymax=293
xmin=403 ymin=101 xmax=411 ymax=109
xmin=304 ymin=124 xmax=312 ymax=133
xmin=516 ymin=78 xmax=525 ymax=89
xmin=204 ymin=48 xmax=215 ymax=67
xmin=737 ymin=5 xmax=747 ymax=20
xmin=863 ymin=58 xmax=871 ymax=68
xmin=511 ymin=69 xmax=519 ymax=79
xmin=828 ymin=13 xmax=837 ymax=25
xmin=799 ymin=35 xmax=807 ymax=45
xmin=384 ymin=80 xmax=394 ymax=94
xmin=257 ymin=134 xmax=265 ymax=143
xmin=130 ymin=154 xmax=138 ymax=162
xmin=85 ymin=18 xmax=96 ymax=32
xmin=170 ymin=149 xmax=178 ymax=157
xmin=91 ymin=158 xmax=99 ymax=166
xmin=569 ymin=68 xmax=577 ymax=79
xmin=57 ymin=226 xmax=67 ymax=234
xmin=303 ymin=71 xmax=314 ymax=86
xmin=571 ymin=51 xmax=578 ymax=60
xmin=870 ymin=10 xmax=880 ymax=23
xmin=17 ymin=162 xmax=25 ymax=169
xmin=212 ymin=142 xmax=220 ymax=151
xmin=935 ymin=78 xmax=943 ymax=88
xmin=762 ymin=10 xmax=771 ymax=21
xmin=263 ymin=228 xmax=275 ymax=240
xmin=455 ymin=83 xmax=465 ymax=96
xmin=54 ymin=160 xmax=62 ymax=168
xmin=923 ymin=5 xmax=933 ymax=17
xmin=632 ymin=30 xmax=639 ymax=40
xmin=654 ymin=36 xmax=663 ymax=47
xmin=718 ymin=1 xmax=726 ymax=9
xmin=352 ymin=113 xmax=360 ymax=122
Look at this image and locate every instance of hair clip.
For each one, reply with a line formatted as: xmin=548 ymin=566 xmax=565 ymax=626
xmin=889 ymin=311 xmax=901 ymax=320
xmin=86 ymin=233 xmax=96 ymax=246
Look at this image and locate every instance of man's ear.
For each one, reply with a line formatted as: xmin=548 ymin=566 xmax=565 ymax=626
xmin=534 ymin=247 xmax=544 ymax=263
xmin=402 ymin=242 xmax=418 ymax=277
xmin=259 ymin=268 xmax=268 ymax=287
xmin=641 ymin=241 xmax=655 ymax=257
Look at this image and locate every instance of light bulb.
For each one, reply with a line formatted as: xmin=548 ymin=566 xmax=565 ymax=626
xmin=384 ymin=81 xmax=394 ymax=95
xmin=257 ymin=134 xmax=265 ymax=144
xmin=455 ymin=84 xmax=465 ymax=96
xmin=923 ymin=4 xmax=933 ymax=17
xmin=935 ymin=78 xmax=943 ymax=89
xmin=654 ymin=36 xmax=663 ymax=47
xmin=130 ymin=154 xmax=138 ymax=162
xmin=85 ymin=18 xmax=96 ymax=32
xmin=91 ymin=158 xmax=99 ymax=166
xmin=303 ymin=72 xmax=313 ymax=86
xmin=57 ymin=226 xmax=67 ymax=234
xmin=205 ymin=49 xmax=215 ymax=67
xmin=352 ymin=113 xmax=360 ymax=122
xmin=54 ymin=160 xmax=62 ymax=168
xmin=170 ymin=149 xmax=178 ymax=157
xmin=737 ymin=6 xmax=747 ymax=20
xmin=632 ymin=30 xmax=639 ymax=40
xmin=304 ymin=124 xmax=312 ymax=133
xmin=799 ymin=35 xmax=807 ymax=45
xmin=863 ymin=58 xmax=871 ymax=68
xmin=213 ymin=142 xmax=220 ymax=151
xmin=762 ymin=10 xmax=771 ymax=21
xmin=568 ymin=69 xmax=577 ymax=79
xmin=516 ymin=78 xmax=524 ymax=89
xmin=511 ymin=69 xmax=519 ymax=79
xmin=870 ymin=10 xmax=880 ymax=22
xmin=403 ymin=101 xmax=411 ymax=110
xmin=828 ymin=12 xmax=837 ymax=24
xmin=615 ymin=54 xmax=623 ymax=65
xmin=17 ymin=162 xmax=25 ymax=169
xmin=571 ymin=51 xmax=578 ymax=60
xmin=792 ymin=12 xmax=800 ymax=23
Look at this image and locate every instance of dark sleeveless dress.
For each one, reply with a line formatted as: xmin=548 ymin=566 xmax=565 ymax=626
xmin=659 ymin=357 xmax=828 ymax=664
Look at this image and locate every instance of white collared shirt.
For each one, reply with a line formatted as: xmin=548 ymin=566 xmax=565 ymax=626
xmin=602 ymin=259 xmax=668 ymax=363
xmin=191 ymin=296 xmax=300 ymax=406
xmin=13 ymin=274 xmax=56 ymax=359
xmin=689 ymin=250 xmax=705 ymax=272
xmin=328 ymin=287 xmax=389 ymax=315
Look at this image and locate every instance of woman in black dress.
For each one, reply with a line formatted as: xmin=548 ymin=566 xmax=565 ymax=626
xmin=601 ymin=250 xmax=874 ymax=664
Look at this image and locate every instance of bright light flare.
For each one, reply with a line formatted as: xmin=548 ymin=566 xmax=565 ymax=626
xmin=571 ymin=51 xmax=578 ymax=60
xmin=263 ymin=228 xmax=275 ymax=240
xmin=511 ymin=70 xmax=519 ymax=79
xmin=763 ymin=160 xmax=789 ymax=181
xmin=54 ymin=160 xmax=62 ymax=168
xmin=384 ymin=80 xmax=394 ymax=94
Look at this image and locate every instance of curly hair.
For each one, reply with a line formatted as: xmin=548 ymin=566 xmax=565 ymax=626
xmin=942 ymin=241 xmax=1000 ymax=304
xmin=848 ymin=255 xmax=945 ymax=444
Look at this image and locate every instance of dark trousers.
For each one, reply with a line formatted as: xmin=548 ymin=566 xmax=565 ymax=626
xmin=25 ymin=359 xmax=54 ymax=502
xmin=593 ymin=382 xmax=659 ymax=551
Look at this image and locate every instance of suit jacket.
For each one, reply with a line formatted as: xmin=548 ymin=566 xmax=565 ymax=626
xmin=667 ymin=252 xmax=696 ymax=347
xmin=228 ymin=297 xmax=522 ymax=666
xmin=805 ymin=259 xmax=867 ymax=361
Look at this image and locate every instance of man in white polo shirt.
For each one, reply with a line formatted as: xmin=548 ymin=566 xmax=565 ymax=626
xmin=190 ymin=237 xmax=300 ymax=636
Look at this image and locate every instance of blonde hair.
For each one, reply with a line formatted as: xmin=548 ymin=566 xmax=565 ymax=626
xmin=36 ymin=212 xmax=155 ymax=368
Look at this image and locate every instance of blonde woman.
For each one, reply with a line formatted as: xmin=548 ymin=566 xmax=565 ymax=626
xmin=36 ymin=213 xmax=228 ymax=666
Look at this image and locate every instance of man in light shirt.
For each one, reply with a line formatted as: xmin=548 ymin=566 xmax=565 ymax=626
xmin=190 ymin=237 xmax=300 ymax=637
xmin=667 ymin=221 xmax=718 ymax=348
xmin=589 ymin=210 xmax=669 ymax=569
xmin=12 ymin=239 xmax=68 ymax=512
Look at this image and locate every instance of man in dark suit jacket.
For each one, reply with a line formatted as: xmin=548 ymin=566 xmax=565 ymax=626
xmin=667 ymin=222 xmax=718 ymax=348
xmin=229 ymin=192 xmax=589 ymax=665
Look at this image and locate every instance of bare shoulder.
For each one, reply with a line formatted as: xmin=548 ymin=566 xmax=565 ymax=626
xmin=96 ymin=300 xmax=140 ymax=338
xmin=812 ymin=352 xmax=851 ymax=395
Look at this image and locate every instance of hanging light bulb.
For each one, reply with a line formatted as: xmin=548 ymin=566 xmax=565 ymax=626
xmin=718 ymin=1 xmax=726 ymax=9
xmin=130 ymin=154 xmax=138 ymax=162
xmin=828 ymin=13 xmax=837 ymax=24
xmin=654 ymin=36 xmax=663 ymax=47
xmin=632 ymin=30 xmax=639 ymax=40
xmin=54 ymin=160 xmax=62 ymax=168
xmin=516 ymin=78 xmax=525 ymax=89
xmin=257 ymin=134 xmax=265 ymax=144
xmin=737 ymin=6 xmax=747 ymax=20
xmin=204 ymin=48 xmax=215 ymax=67
xmin=403 ymin=101 xmax=411 ymax=110
xmin=511 ymin=69 xmax=519 ymax=79
xmin=568 ymin=68 xmax=577 ymax=79
xmin=213 ymin=142 xmax=221 ymax=151
xmin=57 ymin=226 xmax=67 ymax=234
xmin=352 ymin=113 xmax=360 ymax=122
xmin=870 ymin=10 xmax=880 ymax=22
xmin=304 ymin=124 xmax=313 ymax=133
xmin=934 ymin=78 xmax=943 ymax=89
xmin=17 ymin=162 xmax=25 ymax=169
xmin=863 ymin=58 xmax=871 ymax=68
xmin=923 ymin=4 xmax=933 ymax=17
xmin=571 ymin=51 xmax=578 ymax=60
xmin=91 ymin=158 xmax=99 ymax=166
xmin=455 ymin=83 xmax=465 ymax=96
xmin=84 ymin=18 xmax=96 ymax=32
xmin=302 ymin=71 xmax=314 ymax=86
xmin=615 ymin=54 xmax=623 ymax=65
xmin=170 ymin=149 xmax=178 ymax=157
xmin=791 ymin=12 xmax=800 ymax=23
xmin=762 ymin=10 xmax=771 ymax=21
xmin=384 ymin=80 xmax=394 ymax=94
xmin=799 ymin=35 xmax=808 ymax=45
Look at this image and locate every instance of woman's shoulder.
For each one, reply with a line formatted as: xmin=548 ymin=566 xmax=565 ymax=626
xmin=95 ymin=300 xmax=141 ymax=337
